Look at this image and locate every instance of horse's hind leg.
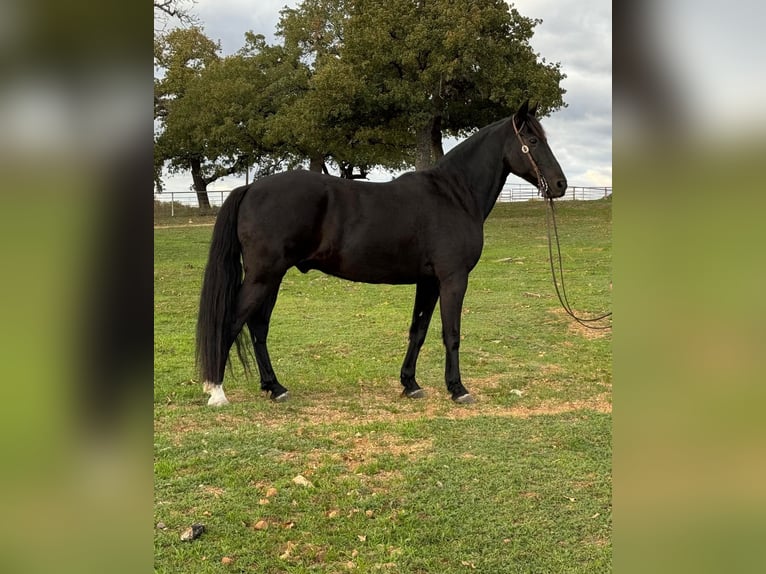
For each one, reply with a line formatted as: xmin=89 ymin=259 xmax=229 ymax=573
xmin=400 ymin=278 xmax=439 ymax=398
xmin=203 ymin=299 xmax=250 ymax=407
xmin=246 ymin=279 xmax=289 ymax=402
xmin=203 ymin=289 xmax=254 ymax=406
xmin=204 ymin=276 xmax=283 ymax=406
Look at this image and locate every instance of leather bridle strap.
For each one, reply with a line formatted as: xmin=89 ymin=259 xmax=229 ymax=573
xmin=511 ymin=113 xmax=548 ymax=197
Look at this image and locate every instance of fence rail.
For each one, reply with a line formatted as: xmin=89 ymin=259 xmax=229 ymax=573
xmin=498 ymin=184 xmax=611 ymax=202
xmin=154 ymin=184 xmax=611 ymax=216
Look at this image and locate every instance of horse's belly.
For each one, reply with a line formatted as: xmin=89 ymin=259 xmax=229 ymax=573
xmin=302 ymin=249 xmax=425 ymax=285
xmin=300 ymin=208 xmax=432 ymax=284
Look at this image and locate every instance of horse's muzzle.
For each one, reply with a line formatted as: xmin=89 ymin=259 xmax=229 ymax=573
xmin=543 ymin=177 xmax=567 ymax=199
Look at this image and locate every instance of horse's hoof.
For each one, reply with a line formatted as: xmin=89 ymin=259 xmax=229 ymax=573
xmin=452 ymin=393 xmax=475 ymax=404
xmin=205 ymin=383 xmax=229 ymax=406
xmin=403 ymin=388 xmax=426 ymax=399
xmin=272 ymin=391 xmax=289 ymax=402
xmin=207 ymin=395 xmax=229 ymax=407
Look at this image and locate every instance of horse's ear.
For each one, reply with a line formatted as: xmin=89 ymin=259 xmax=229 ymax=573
xmin=517 ymin=99 xmax=530 ymax=119
xmin=529 ymin=102 xmax=539 ymax=117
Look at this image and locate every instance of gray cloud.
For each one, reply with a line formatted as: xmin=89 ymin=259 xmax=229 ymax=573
xmin=511 ymin=0 xmax=612 ymax=186
xmin=194 ymin=0 xmax=288 ymax=53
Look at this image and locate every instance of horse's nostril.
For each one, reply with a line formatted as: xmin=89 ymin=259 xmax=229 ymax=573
xmin=556 ymin=179 xmax=567 ymax=190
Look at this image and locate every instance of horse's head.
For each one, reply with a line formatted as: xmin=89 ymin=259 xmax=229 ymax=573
xmin=506 ymin=100 xmax=567 ymax=199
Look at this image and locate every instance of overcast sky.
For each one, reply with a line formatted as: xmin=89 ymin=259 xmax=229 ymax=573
xmin=160 ymin=0 xmax=611 ymax=193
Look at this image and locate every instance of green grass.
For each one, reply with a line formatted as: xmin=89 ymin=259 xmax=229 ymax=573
xmin=154 ymin=199 xmax=220 ymax=226
xmin=154 ymin=199 xmax=611 ymax=572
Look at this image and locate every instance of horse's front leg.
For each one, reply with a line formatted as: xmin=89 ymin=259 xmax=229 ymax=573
xmin=438 ymin=274 xmax=474 ymax=403
xmin=400 ymin=278 xmax=439 ymax=398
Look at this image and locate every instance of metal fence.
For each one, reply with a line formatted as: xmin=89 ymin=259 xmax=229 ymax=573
xmin=154 ymin=183 xmax=611 ymax=216
xmin=498 ymin=184 xmax=612 ymax=202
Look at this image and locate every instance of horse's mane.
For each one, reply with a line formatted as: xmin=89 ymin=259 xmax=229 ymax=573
xmin=437 ymin=118 xmax=508 ymax=167
xmin=438 ymin=113 xmax=547 ymax=169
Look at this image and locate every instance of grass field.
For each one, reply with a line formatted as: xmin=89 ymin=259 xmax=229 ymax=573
xmin=154 ymin=199 xmax=612 ymax=573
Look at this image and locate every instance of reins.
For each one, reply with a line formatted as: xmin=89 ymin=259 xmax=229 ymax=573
xmin=545 ymin=197 xmax=612 ymax=330
xmin=512 ymin=113 xmax=612 ymax=331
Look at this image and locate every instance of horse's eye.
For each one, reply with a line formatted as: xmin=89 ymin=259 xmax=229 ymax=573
xmin=528 ymin=137 xmax=538 ymax=145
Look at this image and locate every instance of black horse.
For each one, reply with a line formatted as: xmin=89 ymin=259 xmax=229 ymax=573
xmin=197 ymin=100 xmax=567 ymax=406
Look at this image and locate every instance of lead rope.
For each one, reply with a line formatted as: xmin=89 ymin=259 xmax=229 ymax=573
xmin=545 ymin=197 xmax=612 ymax=329
xmin=512 ymin=114 xmax=612 ymax=330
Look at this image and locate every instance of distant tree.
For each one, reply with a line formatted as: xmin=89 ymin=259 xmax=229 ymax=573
xmin=155 ymin=29 xmax=316 ymax=205
xmin=230 ymin=33 xmax=314 ymax=173
xmin=277 ymin=0 xmax=566 ymax=170
xmin=153 ymin=1 xmax=566 ymax=196
xmin=154 ymin=27 xmax=229 ymax=209
xmin=276 ymin=0 xmax=413 ymax=177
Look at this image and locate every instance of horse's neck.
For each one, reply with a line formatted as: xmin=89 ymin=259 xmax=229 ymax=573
xmin=478 ymin=155 xmax=511 ymax=220
xmin=439 ymin=123 xmax=510 ymax=220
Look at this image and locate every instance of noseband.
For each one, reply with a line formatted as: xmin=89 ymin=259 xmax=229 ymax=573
xmin=512 ymin=114 xmax=549 ymax=197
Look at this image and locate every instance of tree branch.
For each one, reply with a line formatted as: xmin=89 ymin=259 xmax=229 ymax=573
xmin=154 ymin=0 xmax=199 ymax=29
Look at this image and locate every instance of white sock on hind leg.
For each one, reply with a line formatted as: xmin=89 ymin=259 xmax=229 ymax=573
xmin=203 ymin=382 xmax=229 ymax=406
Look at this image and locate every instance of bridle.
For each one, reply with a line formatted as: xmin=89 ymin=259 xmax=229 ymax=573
xmin=512 ymin=113 xmax=549 ymax=198
xmin=511 ymin=113 xmax=612 ymax=330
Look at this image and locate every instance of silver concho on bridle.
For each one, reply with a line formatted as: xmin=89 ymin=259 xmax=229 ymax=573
xmin=517 ymin=133 xmax=548 ymax=196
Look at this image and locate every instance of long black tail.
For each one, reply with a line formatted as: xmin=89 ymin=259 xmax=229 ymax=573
xmin=196 ymin=185 xmax=251 ymax=382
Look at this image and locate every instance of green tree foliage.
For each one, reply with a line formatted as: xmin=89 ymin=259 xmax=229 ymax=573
xmin=154 ymin=27 xmax=223 ymax=208
xmin=278 ymin=0 xmax=566 ymax=170
xmin=185 ymin=33 xmax=311 ymax=179
xmin=155 ymin=29 xmax=312 ymax=206
xmin=153 ymin=1 xmax=567 ymax=199
xmin=276 ymin=0 xmax=414 ymax=177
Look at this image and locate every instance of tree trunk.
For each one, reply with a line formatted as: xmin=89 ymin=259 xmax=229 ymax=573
xmin=190 ymin=157 xmax=211 ymax=212
xmin=431 ymin=114 xmax=444 ymax=163
xmin=415 ymin=123 xmax=432 ymax=170
xmin=309 ymin=154 xmax=325 ymax=173
xmin=415 ymin=115 xmax=444 ymax=170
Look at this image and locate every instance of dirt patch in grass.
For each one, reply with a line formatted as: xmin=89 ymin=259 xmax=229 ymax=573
xmin=550 ymin=308 xmax=611 ymax=340
xmin=341 ymin=433 xmax=434 ymax=472
xmin=439 ymin=392 xmax=611 ymax=420
xmin=583 ymin=534 xmax=610 ymax=548
xmin=200 ymin=484 xmax=226 ymax=498
xmin=540 ymin=364 xmax=564 ymax=375
xmin=466 ymin=373 xmax=507 ymax=390
xmin=155 ymin=382 xmax=611 ymax=445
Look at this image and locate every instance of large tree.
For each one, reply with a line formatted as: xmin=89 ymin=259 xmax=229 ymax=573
xmin=155 ymin=29 xmax=316 ymax=206
xmin=153 ymin=1 xmax=566 ymax=197
xmin=154 ymin=27 xmax=233 ymax=209
xmin=278 ymin=0 xmax=566 ymax=170
xmin=276 ymin=0 xmax=414 ymax=177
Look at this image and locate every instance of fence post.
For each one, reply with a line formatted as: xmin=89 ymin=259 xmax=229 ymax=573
xmin=170 ymin=192 xmax=175 ymax=217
